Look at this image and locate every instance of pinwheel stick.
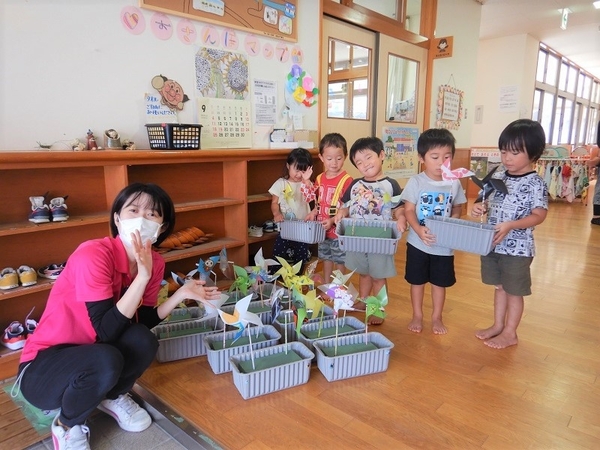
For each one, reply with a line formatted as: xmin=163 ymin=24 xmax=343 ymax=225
xmin=317 ymin=307 xmax=324 ymax=338
xmin=335 ymin=316 xmax=339 ymax=356
xmin=248 ymin=327 xmax=255 ymax=370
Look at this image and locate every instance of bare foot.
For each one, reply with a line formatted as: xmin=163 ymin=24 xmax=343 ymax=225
xmin=368 ymin=316 xmax=384 ymax=325
xmin=484 ymin=332 xmax=518 ymax=349
xmin=432 ymin=319 xmax=447 ymax=335
xmin=353 ymin=301 xmax=366 ymax=311
xmin=475 ymin=326 xmax=503 ymax=340
xmin=408 ymin=318 xmax=423 ymax=333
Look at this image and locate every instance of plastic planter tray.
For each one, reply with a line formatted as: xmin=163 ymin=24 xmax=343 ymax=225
xmin=280 ymin=220 xmax=326 ymax=244
xmin=203 ymin=325 xmax=281 ymax=374
xmin=229 ymin=341 xmax=314 ymax=399
xmin=297 ymin=316 xmax=366 ymax=356
xmin=221 ymin=299 xmax=273 ymax=325
xmin=425 ymin=216 xmax=496 ymax=255
xmin=273 ymin=304 xmax=335 ymax=344
xmin=336 ymin=219 xmax=401 ymax=255
xmin=313 ymin=332 xmax=394 ymax=382
xmin=152 ymin=317 xmax=222 ymax=362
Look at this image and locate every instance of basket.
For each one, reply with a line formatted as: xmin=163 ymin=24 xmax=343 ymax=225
xmin=272 ymin=305 xmax=335 ymax=344
xmin=425 ymin=216 xmax=496 ymax=255
xmin=336 ymin=219 xmax=401 ymax=255
xmin=145 ymin=123 xmax=202 ymax=150
xmin=313 ymin=332 xmax=394 ymax=382
xmin=279 ymin=220 xmax=326 ymax=244
xmin=151 ymin=316 xmax=222 ymax=362
xmin=297 ymin=316 xmax=366 ymax=358
xmin=204 ymin=325 xmax=281 ymax=374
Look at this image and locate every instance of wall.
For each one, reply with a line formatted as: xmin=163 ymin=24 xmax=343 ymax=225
xmin=471 ymin=34 xmax=539 ymax=146
xmin=0 ymin=0 xmax=319 ymax=150
xmin=430 ymin=0 xmax=481 ymax=148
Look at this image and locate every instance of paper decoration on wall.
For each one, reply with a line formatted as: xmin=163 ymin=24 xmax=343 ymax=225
xmin=150 ymin=12 xmax=173 ymax=40
xmin=195 ymin=47 xmax=249 ymax=100
xmin=263 ymin=43 xmax=274 ymax=60
xmin=151 ymin=75 xmax=190 ymax=111
xmin=284 ymin=64 xmax=318 ymax=114
xmin=177 ymin=19 xmax=197 ymax=44
xmin=436 ymin=84 xmax=463 ymax=130
xmin=221 ymin=29 xmax=239 ymax=50
xmin=244 ymin=34 xmax=261 ymax=56
xmin=121 ymin=6 xmax=146 ymax=35
xmin=201 ymin=26 xmax=220 ymax=46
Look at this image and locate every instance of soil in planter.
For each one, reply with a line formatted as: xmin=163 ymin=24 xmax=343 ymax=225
xmin=302 ymin=324 xmax=358 ymax=340
xmin=209 ymin=333 xmax=268 ymax=350
xmin=321 ymin=342 xmax=378 ymax=357
xmin=237 ymin=350 xmax=303 ymax=373
xmin=158 ymin=325 xmax=215 ymax=339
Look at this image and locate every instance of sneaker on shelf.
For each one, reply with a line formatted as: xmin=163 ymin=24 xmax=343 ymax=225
xmin=1 ymin=321 xmax=26 ymax=350
xmin=262 ymin=220 xmax=276 ymax=233
xmin=51 ymin=413 xmax=90 ymax=450
xmin=25 ymin=306 xmax=38 ymax=336
xmin=591 ymin=217 xmax=600 ymax=226
xmin=37 ymin=263 xmax=66 ymax=280
xmin=17 ymin=265 xmax=37 ymax=287
xmin=29 ymin=194 xmax=50 ymax=224
xmin=50 ymin=196 xmax=69 ymax=222
xmin=97 ymin=393 xmax=152 ymax=432
xmin=248 ymin=225 xmax=264 ymax=237
xmin=0 ymin=267 xmax=19 ymax=290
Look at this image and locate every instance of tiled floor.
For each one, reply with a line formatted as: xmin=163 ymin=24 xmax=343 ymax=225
xmin=25 ymin=413 xmax=187 ymax=450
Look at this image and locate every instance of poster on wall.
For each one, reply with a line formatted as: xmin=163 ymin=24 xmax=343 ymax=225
xmin=436 ymin=84 xmax=464 ymax=130
xmin=140 ymin=0 xmax=298 ymax=42
xmin=381 ymin=126 xmax=420 ymax=180
xmin=470 ymin=149 xmax=502 ymax=178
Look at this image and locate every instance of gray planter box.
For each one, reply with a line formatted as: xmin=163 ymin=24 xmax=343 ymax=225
xmin=425 ymin=216 xmax=495 ymax=255
xmin=273 ymin=305 xmax=335 ymax=344
xmin=313 ymin=332 xmax=394 ymax=382
xmin=280 ymin=220 xmax=326 ymax=244
xmin=298 ymin=316 xmax=366 ymax=357
xmin=221 ymin=299 xmax=273 ymax=325
xmin=152 ymin=317 xmax=222 ymax=362
xmin=336 ymin=219 xmax=401 ymax=254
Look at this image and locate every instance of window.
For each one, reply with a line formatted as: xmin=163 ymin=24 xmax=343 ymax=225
xmin=534 ymin=43 xmax=600 ymax=145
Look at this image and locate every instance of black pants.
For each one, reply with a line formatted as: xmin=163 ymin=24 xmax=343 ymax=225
xmin=18 ymin=323 xmax=158 ymax=427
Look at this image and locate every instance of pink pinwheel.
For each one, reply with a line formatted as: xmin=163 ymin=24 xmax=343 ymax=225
xmin=441 ymin=158 xmax=474 ymax=181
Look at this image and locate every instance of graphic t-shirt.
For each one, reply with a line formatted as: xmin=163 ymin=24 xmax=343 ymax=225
xmin=486 ymin=170 xmax=548 ymax=257
xmin=268 ymin=177 xmax=311 ymax=220
xmin=340 ymin=177 xmax=402 ymax=221
xmin=400 ymin=172 xmax=467 ymax=256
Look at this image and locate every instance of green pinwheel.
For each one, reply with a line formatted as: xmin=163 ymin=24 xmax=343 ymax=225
xmin=363 ymin=285 xmax=388 ymax=326
xmin=291 ymin=288 xmax=324 ymax=335
xmin=228 ymin=264 xmax=255 ymax=296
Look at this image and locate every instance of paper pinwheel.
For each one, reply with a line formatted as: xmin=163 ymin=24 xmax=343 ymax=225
xmin=441 ymin=158 xmax=475 ymax=181
xmin=268 ymin=286 xmax=285 ymax=323
xmin=196 ymin=255 xmax=220 ymax=285
xmin=329 ymin=269 xmax=355 ymax=288
xmin=291 ymin=288 xmax=325 ymax=335
xmin=228 ymin=264 xmax=255 ymax=295
xmin=471 ymin=166 xmax=508 ymax=203
xmin=250 ymin=247 xmax=279 ymax=283
xmin=218 ymin=247 xmax=233 ymax=279
xmin=217 ymin=294 xmax=262 ymax=341
xmin=274 ymin=256 xmax=312 ymax=291
xmin=197 ymin=293 xmax=228 ymax=320
xmin=171 ymin=270 xmax=197 ymax=287
xmin=363 ymin=286 xmax=388 ymax=325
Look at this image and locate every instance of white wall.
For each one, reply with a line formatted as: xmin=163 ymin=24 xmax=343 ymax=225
xmin=471 ymin=34 xmax=540 ymax=146
xmin=0 ymin=0 xmax=319 ymax=150
xmin=431 ymin=0 xmax=481 ymax=148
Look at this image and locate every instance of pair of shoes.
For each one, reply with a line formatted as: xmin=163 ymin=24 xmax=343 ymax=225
xmin=1 ymin=307 xmax=38 ymax=350
xmin=591 ymin=217 xmax=600 ymax=226
xmin=97 ymin=393 xmax=152 ymax=432
xmin=51 ymin=413 xmax=90 ymax=450
xmin=248 ymin=225 xmax=264 ymax=237
xmin=0 ymin=266 xmax=38 ymax=289
xmin=37 ymin=262 xmax=66 ymax=280
xmin=262 ymin=220 xmax=277 ymax=233
xmin=29 ymin=193 xmax=69 ymax=223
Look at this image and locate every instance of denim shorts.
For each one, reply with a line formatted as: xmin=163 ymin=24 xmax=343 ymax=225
xmin=318 ymin=238 xmax=345 ymax=264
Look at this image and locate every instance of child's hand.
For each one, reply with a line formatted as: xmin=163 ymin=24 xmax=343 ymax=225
xmin=320 ymin=217 xmax=335 ymax=231
xmin=492 ymin=222 xmax=512 ymax=246
xmin=471 ymin=203 xmax=487 ymax=218
xmin=273 ymin=212 xmax=284 ymax=223
xmin=396 ymin=215 xmax=407 ymax=233
xmin=301 ymin=166 xmax=313 ymax=182
xmin=417 ymin=226 xmax=436 ymax=246
xmin=306 ymin=210 xmax=317 ymax=221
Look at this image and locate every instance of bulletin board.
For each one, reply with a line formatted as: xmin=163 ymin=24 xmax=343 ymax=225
xmin=140 ymin=0 xmax=298 ymax=42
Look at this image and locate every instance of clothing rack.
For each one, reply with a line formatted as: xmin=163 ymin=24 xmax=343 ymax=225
xmin=535 ymin=156 xmax=591 ymax=205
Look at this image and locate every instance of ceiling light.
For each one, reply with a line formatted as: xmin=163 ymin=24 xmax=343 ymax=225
xmin=594 ymin=1 xmax=600 ymax=9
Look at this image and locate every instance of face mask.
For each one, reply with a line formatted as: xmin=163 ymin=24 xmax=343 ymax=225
xmin=118 ymin=217 xmax=162 ymax=247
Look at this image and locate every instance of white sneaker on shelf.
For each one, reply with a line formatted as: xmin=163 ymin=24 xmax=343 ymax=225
xmin=51 ymin=413 xmax=90 ymax=450
xmin=97 ymin=393 xmax=152 ymax=432
xmin=248 ymin=225 xmax=264 ymax=237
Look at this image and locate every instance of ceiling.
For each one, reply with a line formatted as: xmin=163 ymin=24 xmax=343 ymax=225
xmin=478 ymin=0 xmax=600 ymax=79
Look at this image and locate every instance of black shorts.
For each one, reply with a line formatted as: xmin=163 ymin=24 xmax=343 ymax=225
xmin=404 ymin=243 xmax=456 ymax=287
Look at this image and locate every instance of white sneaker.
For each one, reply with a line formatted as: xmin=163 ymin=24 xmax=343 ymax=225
xmin=248 ymin=225 xmax=264 ymax=237
xmin=97 ymin=393 xmax=152 ymax=432
xmin=51 ymin=413 xmax=90 ymax=450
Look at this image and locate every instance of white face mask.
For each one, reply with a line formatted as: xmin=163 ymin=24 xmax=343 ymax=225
xmin=118 ymin=217 xmax=162 ymax=247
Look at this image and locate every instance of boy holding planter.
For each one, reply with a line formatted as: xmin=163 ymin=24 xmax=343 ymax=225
xmin=400 ymin=128 xmax=467 ymax=335
xmin=334 ymin=137 xmax=406 ymax=324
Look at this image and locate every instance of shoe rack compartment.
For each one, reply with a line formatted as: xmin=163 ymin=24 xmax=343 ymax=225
xmin=0 ymin=150 xmax=312 ymax=369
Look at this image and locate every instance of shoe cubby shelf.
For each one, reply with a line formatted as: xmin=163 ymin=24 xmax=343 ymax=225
xmin=0 ymin=148 xmax=320 ymax=371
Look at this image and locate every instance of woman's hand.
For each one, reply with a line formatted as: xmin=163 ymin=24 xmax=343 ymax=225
xmin=131 ymin=229 xmax=153 ymax=281
xmin=177 ymin=280 xmax=221 ymax=302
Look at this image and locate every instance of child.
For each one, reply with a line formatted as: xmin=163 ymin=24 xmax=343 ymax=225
xmin=269 ymin=147 xmax=314 ymax=265
xmin=400 ymin=128 xmax=467 ymax=335
xmin=305 ymin=133 xmax=353 ymax=285
xmin=471 ymin=119 xmax=548 ymax=349
xmin=334 ymin=137 xmax=406 ymax=324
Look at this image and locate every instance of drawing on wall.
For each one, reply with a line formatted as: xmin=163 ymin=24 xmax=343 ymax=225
xmin=195 ymin=47 xmax=249 ymax=99
xmin=121 ymin=6 xmax=146 ymax=35
xmin=140 ymin=0 xmax=298 ymax=42
xmin=382 ymin=126 xmax=419 ymax=180
xmin=151 ymin=75 xmax=190 ymax=111
xmin=436 ymin=84 xmax=463 ymax=130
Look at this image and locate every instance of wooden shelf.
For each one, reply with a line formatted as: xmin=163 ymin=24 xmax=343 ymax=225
xmin=0 ymin=214 xmax=109 ymax=237
xmin=247 ymin=193 xmax=272 ymax=204
xmin=0 ymin=278 xmax=55 ymax=302
xmin=175 ymin=198 xmax=244 ymax=212
xmin=248 ymin=233 xmax=278 ymax=244
xmin=160 ymin=238 xmax=245 ymax=263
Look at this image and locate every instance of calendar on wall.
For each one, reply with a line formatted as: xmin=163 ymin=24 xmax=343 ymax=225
xmin=197 ymin=98 xmax=252 ymax=149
